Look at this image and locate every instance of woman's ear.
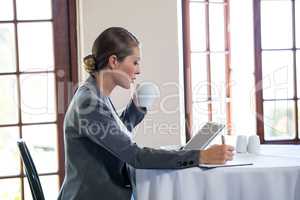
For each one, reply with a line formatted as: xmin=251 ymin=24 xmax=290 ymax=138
xmin=107 ymin=55 xmax=118 ymax=70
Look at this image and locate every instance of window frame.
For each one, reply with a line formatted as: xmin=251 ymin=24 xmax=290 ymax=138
xmin=253 ymin=0 xmax=300 ymax=144
xmin=0 ymin=0 xmax=78 ymax=198
xmin=182 ymin=0 xmax=232 ymax=141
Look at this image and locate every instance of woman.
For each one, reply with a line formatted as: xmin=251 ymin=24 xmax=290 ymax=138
xmin=58 ymin=27 xmax=234 ymax=200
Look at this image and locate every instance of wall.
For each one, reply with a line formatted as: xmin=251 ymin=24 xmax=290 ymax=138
xmin=77 ymin=0 xmax=186 ymax=147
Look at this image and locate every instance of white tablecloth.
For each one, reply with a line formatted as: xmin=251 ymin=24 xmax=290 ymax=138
xmin=135 ymin=145 xmax=300 ymax=200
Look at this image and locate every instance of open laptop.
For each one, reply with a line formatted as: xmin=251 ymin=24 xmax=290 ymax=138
xmin=182 ymin=122 xmax=225 ymax=150
xmin=182 ymin=122 xmax=253 ymax=168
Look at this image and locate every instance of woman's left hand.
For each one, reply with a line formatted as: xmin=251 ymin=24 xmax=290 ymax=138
xmin=132 ymin=83 xmax=140 ymax=107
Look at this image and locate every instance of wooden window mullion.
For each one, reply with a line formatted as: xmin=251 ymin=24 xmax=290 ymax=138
xmin=253 ymin=0 xmax=264 ymax=143
xmin=224 ymin=0 xmax=232 ymax=134
xmin=205 ymin=0 xmax=212 ymax=121
xmin=52 ymin=0 xmax=78 ymax=186
xmin=182 ymin=0 xmax=193 ymax=141
xmin=292 ymin=0 xmax=299 ymax=142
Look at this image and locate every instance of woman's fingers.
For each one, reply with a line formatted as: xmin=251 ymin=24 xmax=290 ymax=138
xmin=225 ymin=150 xmax=234 ymax=161
xmin=224 ymin=145 xmax=234 ymax=161
xmin=200 ymin=144 xmax=235 ymax=164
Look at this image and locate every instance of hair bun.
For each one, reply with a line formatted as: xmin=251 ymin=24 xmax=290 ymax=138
xmin=83 ymin=54 xmax=97 ymax=73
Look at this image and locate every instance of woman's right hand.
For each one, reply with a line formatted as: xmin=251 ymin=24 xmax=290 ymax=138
xmin=199 ymin=144 xmax=234 ymax=164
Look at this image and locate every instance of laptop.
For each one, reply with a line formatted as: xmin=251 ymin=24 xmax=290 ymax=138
xmin=182 ymin=122 xmax=225 ymax=150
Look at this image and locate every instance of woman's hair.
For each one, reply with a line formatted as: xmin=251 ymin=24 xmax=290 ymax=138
xmin=83 ymin=27 xmax=139 ymax=74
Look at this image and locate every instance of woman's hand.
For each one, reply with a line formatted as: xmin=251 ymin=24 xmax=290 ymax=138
xmin=199 ymin=144 xmax=234 ymax=164
xmin=132 ymin=84 xmax=140 ymax=107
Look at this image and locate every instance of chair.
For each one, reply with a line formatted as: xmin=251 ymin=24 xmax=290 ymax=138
xmin=17 ymin=140 xmax=45 ymax=200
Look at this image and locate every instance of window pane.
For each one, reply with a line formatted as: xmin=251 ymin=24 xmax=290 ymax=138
xmin=261 ymin=1 xmax=293 ymax=49
xmin=20 ymin=73 xmax=56 ymax=123
xmin=262 ymin=51 xmax=294 ymax=99
xmin=263 ymin=100 xmax=295 ymax=140
xmin=24 ymin=175 xmax=59 ymax=200
xmin=296 ymin=0 xmax=300 ymax=48
xmin=41 ymin=175 xmax=59 ymax=200
xmin=0 ymin=178 xmax=21 ymax=200
xmin=190 ymin=2 xmax=206 ymax=51
xmin=191 ymin=53 xmax=207 ymax=101
xmin=0 ymin=24 xmax=16 ymax=73
xmin=192 ymin=102 xmax=209 ymax=136
xmin=210 ymin=53 xmax=226 ymax=100
xmin=211 ymin=101 xmax=226 ymax=124
xmin=24 ymin=178 xmax=34 ymax=200
xmin=0 ymin=127 xmax=20 ymax=176
xmin=18 ymin=22 xmax=54 ymax=72
xmin=0 ymin=0 xmax=14 ymax=21
xmin=209 ymin=3 xmax=225 ymax=51
xmin=0 ymin=75 xmax=19 ymax=125
xmin=22 ymin=124 xmax=58 ymax=173
xmin=16 ymin=0 xmax=52 ymax=20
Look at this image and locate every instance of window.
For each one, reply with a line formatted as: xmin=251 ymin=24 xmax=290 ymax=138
xmin=0 ymin=0 xmax=77 ymax=199
xmin=182 ymin=0 xmax=232 ymax=139
xmin=183 ymin=0 xmax=298 ymax=144
xmin=254 ymin=0 xmax=300 ymax=143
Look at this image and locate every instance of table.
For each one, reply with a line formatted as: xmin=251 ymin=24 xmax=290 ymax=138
xmin=135 ymin=145 xmax=300 ymax=200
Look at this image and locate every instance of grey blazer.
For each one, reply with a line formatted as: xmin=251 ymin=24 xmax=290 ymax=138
xmin=58 ymin=76 xmax=199 ymax=200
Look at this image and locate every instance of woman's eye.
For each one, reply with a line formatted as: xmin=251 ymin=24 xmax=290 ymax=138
xmin=134 ymin=61 xmax=139 ymax=65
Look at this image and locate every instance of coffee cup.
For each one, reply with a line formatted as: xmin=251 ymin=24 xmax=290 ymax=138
xmin=134 ymin=82 xmax=160 ymax=108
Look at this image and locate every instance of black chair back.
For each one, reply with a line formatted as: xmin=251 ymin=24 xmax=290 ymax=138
xmin=17 ymin=140 xmax=45 ymax=200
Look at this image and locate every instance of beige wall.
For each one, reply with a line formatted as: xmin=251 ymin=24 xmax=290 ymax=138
xmin=77 ymin=0 xmax=186 ymax=147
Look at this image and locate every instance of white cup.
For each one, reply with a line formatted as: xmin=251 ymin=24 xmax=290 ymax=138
xmin=236 ymin=135 xmax=248 ymax=153
xmin=135 ymin=82 xmax=160 ymax=108
xmin=247 ymin=135 xmax=260 ymax=154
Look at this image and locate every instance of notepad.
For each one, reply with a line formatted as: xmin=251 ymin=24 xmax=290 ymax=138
xmin=199 ymin=154 xmax=253 ymax=168
xmin=199 ymin=161 xmax=253 ymax=168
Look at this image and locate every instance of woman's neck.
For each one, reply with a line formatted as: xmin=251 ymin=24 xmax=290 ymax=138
xmin=95 ymin=70 xmax=116 ymax=96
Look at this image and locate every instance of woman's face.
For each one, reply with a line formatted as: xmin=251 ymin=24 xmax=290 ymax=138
xmin=112 ymin=47 xmax=141 ymax=89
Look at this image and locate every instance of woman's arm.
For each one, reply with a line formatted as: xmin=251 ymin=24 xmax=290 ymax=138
xmin=119 ymin=99 xmax=147 ymax=132
xmin=72 ymin=86 xmax=199 ymax=169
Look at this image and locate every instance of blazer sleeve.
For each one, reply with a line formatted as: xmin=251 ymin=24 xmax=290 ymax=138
xmin=73 ymin=86 xmax=200 ymax=169
xmin=119 ymin=99 xmax=147 ymax=132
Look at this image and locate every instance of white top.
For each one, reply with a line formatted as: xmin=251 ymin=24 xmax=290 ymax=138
xmin=104 ymin=96 xmax=133 ymax=140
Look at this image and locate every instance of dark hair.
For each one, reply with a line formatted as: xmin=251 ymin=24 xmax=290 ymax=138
xmin=83 ymin=27 xmax=139 ymax=74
